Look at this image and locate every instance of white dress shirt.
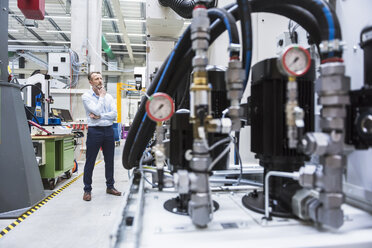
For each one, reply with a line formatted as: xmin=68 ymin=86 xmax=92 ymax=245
xmin=82 ymin=88 xmax=117 ymax=127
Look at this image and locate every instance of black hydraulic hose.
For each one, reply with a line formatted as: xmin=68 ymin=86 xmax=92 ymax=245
xmin=158 ymin=0 xmax=216 ymax=19
xmin=237 ymin=0 xmax=252 ymax=88
xmin=20 ymin=84 xmax=44 ymax=98
xmin=123 ymin=32 xmax=192 ymax=169
xmin=250 ymin=0 xmax=341 ymax=58
xmin=275 ymin=0 xmax=340 ymax=40
xmin=25 ymin=106 xmax=40 ymax=125
xmin=212 ymin=3 xmax=321 ymax=48
xmin=323 ymin=0 xmax=342 ymax=40
xmin=258 ymin=4 xmax=322 ymax=44
xmin=159 ymin=0 xmax=195 ymax=19
xmin=261 ymin=4 xmax=323 ymax=56
xmin=158 ymin=0 xmax=195 ymax=19
xmin=208 ymin=8 xmax=240 ymax=57
xmin=322 ymin=0 xmax=342 ymax=58
xmin=122 ymin=57 xmax=169 ymax=169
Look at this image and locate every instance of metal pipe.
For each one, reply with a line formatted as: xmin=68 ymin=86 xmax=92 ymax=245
xmin=264 ymin=171 xmax=299 ymax=220
xmin=208 ymin=136 xmax=232 ymax=151
xmin=128 ymin=178 xmax=142 ymax=247
xmin=208 ymin=141 xmax=231 ymax=171
xmin=210 ymin=178 xmax=263 ymax=187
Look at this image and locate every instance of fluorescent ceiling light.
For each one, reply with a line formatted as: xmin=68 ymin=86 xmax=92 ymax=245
xmin=121 ymin=0 xmax=146 ymax=2
xmin=109 ymin=43 xmax=146 ymax=47
xmin=95 ymin=18 xmax=145 ymax=23
xmin=10 ymin=14 xmax=71 ymax=20
xmin=8 ymin=39 xmax=71 ymax=44
xmin=53 ymin=41 xmax=71 ymax=44
xmin=105 ymin=32 xmax=123 ymax=36
xmin=105 ymin=33 xmax=146 ymax=37
xmin=102 ymin=18 xmax=118 ymax=22
xmin=128 ymin=33 xmax=146 ymax=37
xmin=12 ymin=14 xmax=143 ymax=23
xmin=124 ymin=19 xmax=146 ymax=23
xmin=8 ymin=29 xmax=19 ymax=32
xmin=46 ymin=30 xmax=71 ymax=34
xmin=102 ymin=51 xmax=146 ymax=55
xmin=8 ymin=40 xmax=39 ymax=43
xmin=45 ymin=15 xmax=71 ymax=20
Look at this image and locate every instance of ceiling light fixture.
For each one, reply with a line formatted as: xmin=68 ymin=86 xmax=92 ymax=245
xmin=102 ymin=18 xmax=118 ymax=22
xmin=121 ymin=0 xmax=146 ymax=3
xmin=45 ymin=15 xmax=71 ymax=20
xmin=105 ymin=33 xmax=146 ymax=37
xmin=124 ymin=19 xmax=146 ymax=23
xmin=8 ymin=39 xmax=71 ymax=44
xmin=46 ymin=30 xmax=71 ymax=34
xmin=108 ymin=43 xmax=146 ymax=47
xmin=105 ymin=32 xmax=123 ymax=36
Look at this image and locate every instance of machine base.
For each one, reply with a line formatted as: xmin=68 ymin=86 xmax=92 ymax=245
xmin=164 ymin=197 xmax=220 ymax=216
xmin=241 ymin=190 xmax=295 ymax=218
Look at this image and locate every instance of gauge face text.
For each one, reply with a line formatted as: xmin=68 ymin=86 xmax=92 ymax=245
xmin=146 ymin=93 xmax=174 ymax=122
xmin=281 ymin=46 xmax=311 ymax=76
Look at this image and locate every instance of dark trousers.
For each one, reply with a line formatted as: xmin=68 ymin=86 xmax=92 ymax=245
xmin=83 ymin=125 xmax=115 ymax=192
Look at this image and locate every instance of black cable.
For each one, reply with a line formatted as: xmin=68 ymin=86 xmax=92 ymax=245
xmin=122 ymin=56 xmax=171 ymax=169
xmin=269 ymin=0 xmax=340 ymax=40
xmin=158 ymin=0 xmax=216 ymax=19
xmin=234 ymin=138 xmax=243 ymax=185
xmin=250 ymin=0 xmax=342 ymax=58
xmin=20 ymin=84 xmax=45 ymax=97
xmin=322 ymin=0 xmax=342 ymax=40
xmin=322 ymin=0 xmax=342 ymax=58
xmin=176 ymin=69 xmax=192 ymax=109
xmin=24 ymin=106 xmax=40 ymax=125
xmin=237 ymin=0 xmax=252 ymax=88
xmin=208 ymin=8 xmax=240 ymax=57
xmin=251 ymin=3 xmax=322 ymax=44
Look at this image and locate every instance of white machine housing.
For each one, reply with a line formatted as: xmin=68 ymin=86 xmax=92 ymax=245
xmin=48 ymin=52 xmax=71 ymax=77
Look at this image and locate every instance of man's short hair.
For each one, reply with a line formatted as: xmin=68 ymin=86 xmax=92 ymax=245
xmin=88 ymin=71 xmax=101 ymax=81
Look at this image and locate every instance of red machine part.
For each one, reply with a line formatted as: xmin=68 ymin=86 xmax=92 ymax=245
xmin=17 ymin=0 xmax=45 ymax=20
xmin=28 ymin=120 xmax=52 ymax=135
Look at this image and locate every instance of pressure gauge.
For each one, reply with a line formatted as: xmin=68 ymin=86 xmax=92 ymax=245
xmin=146 ymin=92 xmax=175 ymax=122
xmin=278 ymin=45 xmax=311 ymax=77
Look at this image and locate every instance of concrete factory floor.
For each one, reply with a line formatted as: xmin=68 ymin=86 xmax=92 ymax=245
xmin=0 ymin=143 xmax=129 ymax=248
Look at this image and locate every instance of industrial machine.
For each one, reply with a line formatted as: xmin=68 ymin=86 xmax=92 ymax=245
xmin=116 ymin=1 xmax=372 ymax=246
xmin=0 ymin=0 xmax=45 ymax=218
xmin=22 ymin=72 xmax=60 ymax=125
xmin=21 ymin=72 xmax=77 ymax=136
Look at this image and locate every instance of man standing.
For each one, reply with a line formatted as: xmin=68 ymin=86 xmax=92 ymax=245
xmin=81 ymin=72 xmax=121 ymax=201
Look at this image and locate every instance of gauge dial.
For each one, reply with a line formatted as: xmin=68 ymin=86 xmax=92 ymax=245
xmin=146 ymin=93 xmax=175 ymax=122
xmin=278 ymin=45 xmax=311 ymax=77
